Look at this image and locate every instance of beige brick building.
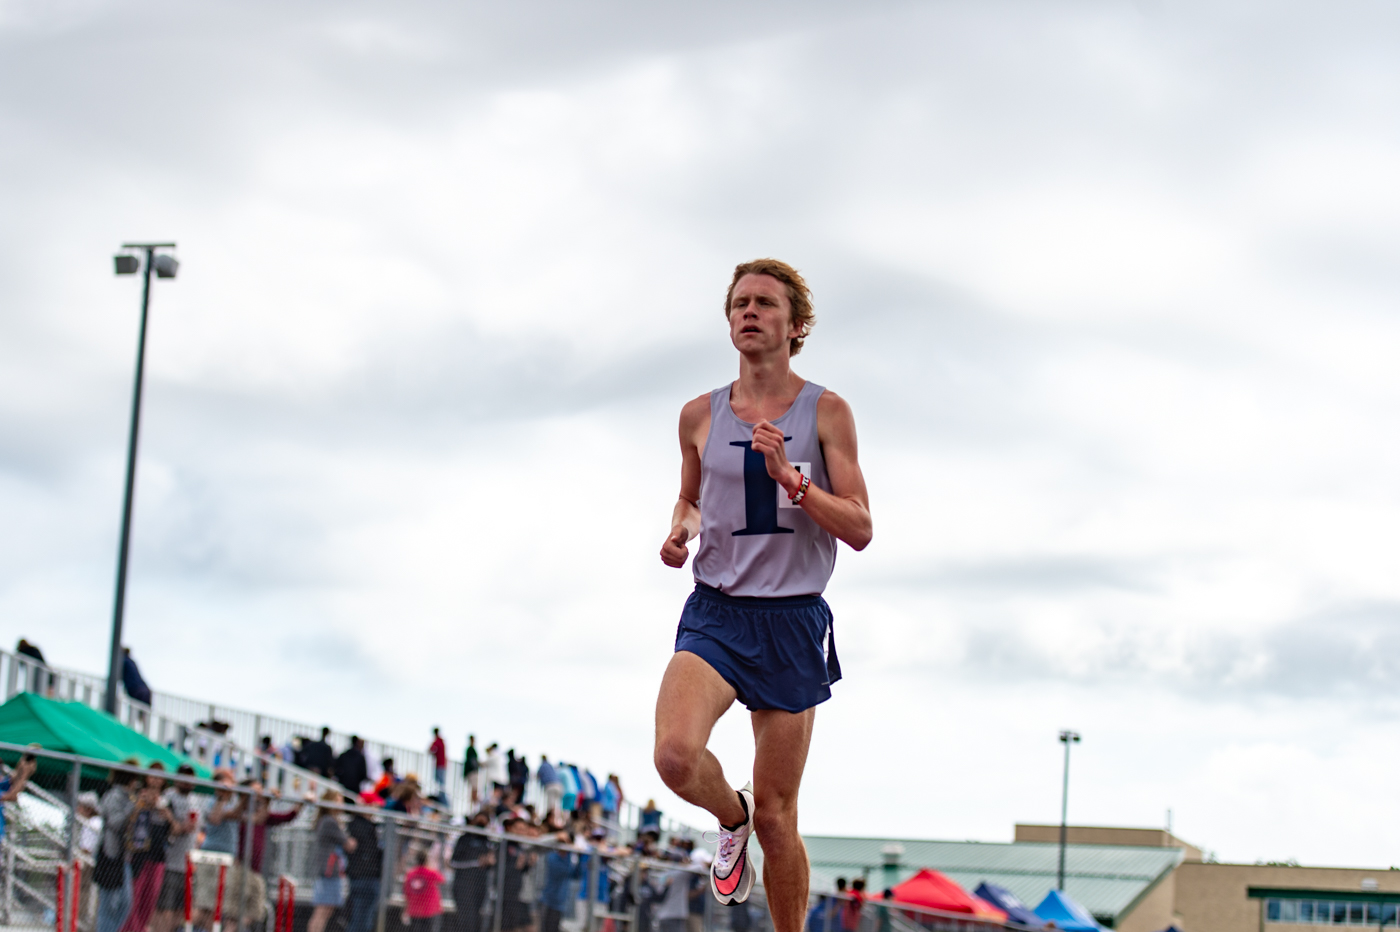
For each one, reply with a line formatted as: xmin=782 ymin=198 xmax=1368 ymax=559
xmin=803 ymin=825 xmax=1400 ymax=931
xmin=1014 ymin=824 xmax=1400 ymax=931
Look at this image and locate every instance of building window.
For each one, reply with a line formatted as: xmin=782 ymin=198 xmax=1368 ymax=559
xmin=1266 ymin=899 xmax=1399 ymax=925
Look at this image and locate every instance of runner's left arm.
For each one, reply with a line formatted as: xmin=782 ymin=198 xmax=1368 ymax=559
xmin=751 ymin=390 xmax=871 ymax=550
xmin=660 ymin=394 xmax=709 ymax=568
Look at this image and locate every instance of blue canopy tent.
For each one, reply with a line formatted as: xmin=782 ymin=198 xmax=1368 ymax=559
xmin=1034 ymin=890 xmax=1103 ymax=932
xmin=974 ymin=883 xmax=1043 ymax=928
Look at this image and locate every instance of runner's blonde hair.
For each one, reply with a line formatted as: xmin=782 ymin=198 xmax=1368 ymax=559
xmin=724 ymin=259 xmax=815 ymax=356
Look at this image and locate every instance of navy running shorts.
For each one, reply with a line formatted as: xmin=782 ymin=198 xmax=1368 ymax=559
xmin=674 ymin=583 xmax=841 ymax=713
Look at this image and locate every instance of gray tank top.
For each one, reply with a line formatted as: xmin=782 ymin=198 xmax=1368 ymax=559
xmin=693 ymin=381 xmax=837 ymax=597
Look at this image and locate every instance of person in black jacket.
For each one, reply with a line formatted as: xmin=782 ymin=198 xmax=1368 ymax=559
xmin=121 ymin=648 xmax=152 ymax=706
xmin=301 ymin=727 xmax=335 ymax=777
xmin=506 ymin=751 xmax=528 ymax=801
xmin=345 ymin=803 xmax=382 ymax=932
xmin=499 ymin=818 xmax=535 ymax=932
xmin=16 ymin=639 xmax=54 ymax=695
xmin=335 ymin=737 xmax=370 ymax=794
xmin=449 ymin=812 xmax=494 ymax=932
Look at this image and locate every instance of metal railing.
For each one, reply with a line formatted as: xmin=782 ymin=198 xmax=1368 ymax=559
xmin=0 ymin=743 xmax=1034 ymax=932
xmin=0 ymin=649 xmax=694 ymax=837
xmin=0 ymin=743 xmax=719 ymax=932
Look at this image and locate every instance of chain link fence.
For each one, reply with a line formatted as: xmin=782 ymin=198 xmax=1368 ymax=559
xmin=0 ymin=743 xmax=1019 ymax=932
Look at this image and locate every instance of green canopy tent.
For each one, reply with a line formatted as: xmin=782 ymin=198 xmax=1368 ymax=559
xmin=0 ymin=692 xmax=211 ymax=784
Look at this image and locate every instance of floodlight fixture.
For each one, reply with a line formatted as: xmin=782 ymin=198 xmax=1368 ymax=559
xmin=153 ymin=254 xmax=179 ymax=279
xmin=114 ymin=254 xmax=140 ymax=275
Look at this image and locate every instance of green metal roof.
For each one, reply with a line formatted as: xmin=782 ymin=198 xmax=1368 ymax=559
xmin=799 ymin=835 xmax=1184 ymax=922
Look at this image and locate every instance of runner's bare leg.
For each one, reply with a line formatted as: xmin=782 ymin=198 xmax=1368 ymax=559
xmin=751 ymin=707 xmax=815 ymax=932
xmin=654 ymin=651 xmax=749 ymax=827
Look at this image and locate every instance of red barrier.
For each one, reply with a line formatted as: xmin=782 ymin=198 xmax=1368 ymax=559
xmin=184 ymin=854 xmax=194 ymax=932
xmin=70 ymin=861 xmax=81 ymax=932
xmin=54 ymin=865 xmax=65 ymax=932
xmin=275 ymin=877 xmax=297 ymax=932
xmin=212 ymin=861 xmax=228 ymax=932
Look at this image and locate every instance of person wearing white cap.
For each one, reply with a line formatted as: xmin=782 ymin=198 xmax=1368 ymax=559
xmin=76 ymin=792 xmax=104 ymax=931
xmin=77 ymin=791 xmax=103 ymax=855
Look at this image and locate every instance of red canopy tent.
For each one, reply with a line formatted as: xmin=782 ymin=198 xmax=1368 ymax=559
xmin=889 ymin=869 xmax=1008 ymax=923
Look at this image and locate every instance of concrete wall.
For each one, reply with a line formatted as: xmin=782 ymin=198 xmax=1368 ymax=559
xmin=1173 ymin=862 xmax=1400 ymax=932
xmin=1014 ymin=824 xmax=1203 ymax=861
xmin=1116 ymin=866 xmax=1178 ymax=932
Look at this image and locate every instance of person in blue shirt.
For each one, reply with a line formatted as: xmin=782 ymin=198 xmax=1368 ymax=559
xmin=560 ymin=765 xmax=581 ymax=815
xmin=639 ymin=800 xmax=663 ymax=834
xmin=540 ymin=833 xmax=582 ymax=932
xmin=599 ymin=775 xmax=622 ymax=826
xmin=538 ymin=756 xmax=562 ymax=821
xmin=0 ymin=752 xmax=36 ymax=842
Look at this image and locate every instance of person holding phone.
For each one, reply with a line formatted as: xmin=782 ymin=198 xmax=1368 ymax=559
xmin=121 ymin=763 xmax=172 ymax=932
xmin=151 ymin=765 xmax=199 ymax=932
xmin=96 ymin=762 xmax=143 ymax=932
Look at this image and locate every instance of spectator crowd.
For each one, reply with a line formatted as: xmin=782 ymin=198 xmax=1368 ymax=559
xmin=0 ymin=642 xmax=726 ymax=932
xmin=46 ymin=724 xmax=711 ymax=932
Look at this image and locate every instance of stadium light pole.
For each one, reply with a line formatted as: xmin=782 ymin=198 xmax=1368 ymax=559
xmin=1057 ymin=729 xmax=1081 ymax=891
xmin=104 ymin=243 xmax=178 ymax=716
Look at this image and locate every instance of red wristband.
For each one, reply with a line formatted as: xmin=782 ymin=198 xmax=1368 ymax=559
xmin=789 ymin=473 xmax=811 ymax=504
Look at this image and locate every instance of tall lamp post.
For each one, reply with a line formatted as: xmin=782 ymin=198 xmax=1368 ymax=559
xmin=1057 ymin=729 xmax=1081 ymax=891
xmin=105 ymin=243 xmax=178 ymax=716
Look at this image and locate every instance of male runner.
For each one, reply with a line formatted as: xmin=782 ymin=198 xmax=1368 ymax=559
xmin=654 ymin=259 xmax=872 ymax=932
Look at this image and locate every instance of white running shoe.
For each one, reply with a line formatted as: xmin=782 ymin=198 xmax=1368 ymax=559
xmin=710 ymin=782 xmax=756 ymax=905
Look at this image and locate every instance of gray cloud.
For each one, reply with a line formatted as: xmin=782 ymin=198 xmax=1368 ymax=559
xmin=5 ymin=0 xmax=1400 ymax=865
xmin=1187 ymin=603 xmax=1400 ymax=701
xmin=934 ymin=599 xmax=1400 ymax=709
xmin=873 ymin=555 xmax=1156 ymax=594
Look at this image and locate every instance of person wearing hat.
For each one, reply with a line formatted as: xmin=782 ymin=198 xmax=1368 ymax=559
xmin=76 ymin=792 xmax=103 ymax=856
xmin=75 ymin=790 xmax=102 ymax=929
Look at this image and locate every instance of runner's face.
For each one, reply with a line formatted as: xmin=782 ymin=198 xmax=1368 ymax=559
xmin=728 ymin=274 xmax=797 ymax=356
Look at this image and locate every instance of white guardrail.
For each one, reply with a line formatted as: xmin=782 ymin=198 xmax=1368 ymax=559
xmin=0 ymin=649 xmax=692 ymax=836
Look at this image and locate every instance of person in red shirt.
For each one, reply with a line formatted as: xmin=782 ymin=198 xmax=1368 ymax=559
xmin=428 ymin=729 xmax=447 ymax=798
xmin=372 ymin=758 xmax=399 ymax=801
xmin=841 ymin=878 xmax=866 ymax=931
xmin=403 ymin=850 xmax=444 ymax=932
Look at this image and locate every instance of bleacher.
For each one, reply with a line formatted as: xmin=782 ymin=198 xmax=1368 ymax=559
xmin=0 ymin=647 xmax=688 ymax=837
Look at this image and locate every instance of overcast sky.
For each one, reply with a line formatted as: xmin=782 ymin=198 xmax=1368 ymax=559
xmin=4 ymin=0 xmax=1400 ymax=868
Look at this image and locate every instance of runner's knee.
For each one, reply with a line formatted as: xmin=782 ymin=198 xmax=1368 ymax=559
xmin=753 ymin=800 xmax=798 ymax=843
xmin=653 ymin=737 xmax=701 ymax=789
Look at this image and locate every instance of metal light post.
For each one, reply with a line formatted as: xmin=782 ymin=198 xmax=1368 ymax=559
xmin=1057 ymin=729 xmax=1080 ymax=891
xmin=104 ymin=243 xmax=178 ymax=716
